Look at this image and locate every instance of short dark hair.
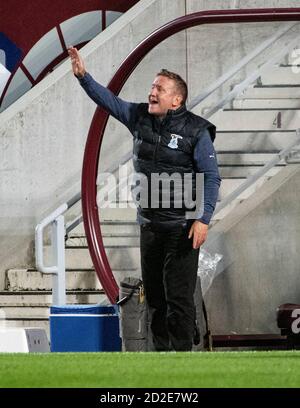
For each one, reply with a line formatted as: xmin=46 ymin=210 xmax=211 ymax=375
xmin=157 ymin=69 xmax=188 ymax=105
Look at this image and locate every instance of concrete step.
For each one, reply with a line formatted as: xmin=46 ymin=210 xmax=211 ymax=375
xmin=44 ymin=246 xmax=141 ymax=271
xmin=233 ymin=98 xmax=300 ymax=109
xmin=1 ymin=306 xmax=51 ymax=319
xmin=212 ymin=161 xmax=286 ymax=221
xmin=216 ymin=174 xmax=270 ymax=205
xmin=66 ymin=235 xmax=140 ymax=247
xmin=207 ymin=108 xmax=300 ymax=131
xmin=66 ymin=246 xmax=140 ymax=270
xmin=219 ymin=164 xmax=282 ymax=178
xmin=239 ymin=84 xmax=300 ymax=99
xmin=214 ymin=130 xmax=299 ymax=152
xmin=219 ymin=176 xmax=286 ymax=222
xmin=98 ymin=206 xmax=137 ymax=221
xmin=0 ymin=290 xmax=105 ymax=306
xmin=6 ymin=268 xmax=140 ymax=291
xmin=259 ymin=66 xmax=300 ymax=86
xmin=216 ymin=152 xmax=279 ymax=165
xmin=6 ymin=269 xmax=102 ymax=291
xmin=71 ymin=221 xmax=140 ymax=237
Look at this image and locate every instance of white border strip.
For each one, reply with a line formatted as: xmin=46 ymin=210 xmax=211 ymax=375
xmin=49 ymin=314 xmax=116 ymax=317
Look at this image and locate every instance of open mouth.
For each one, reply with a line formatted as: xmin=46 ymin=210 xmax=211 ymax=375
xmin=149 ymin=99 xmax=158 ymax=105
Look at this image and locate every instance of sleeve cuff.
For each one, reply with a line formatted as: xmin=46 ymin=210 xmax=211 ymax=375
xmin=74 ymin=72 xmax=88 ymax=81
xmin=197 ymin=214 xmax=211 ymax=225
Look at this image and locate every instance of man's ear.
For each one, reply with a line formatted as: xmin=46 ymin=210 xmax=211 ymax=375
xmin=172 ymin=94 xmax=183 ymax=107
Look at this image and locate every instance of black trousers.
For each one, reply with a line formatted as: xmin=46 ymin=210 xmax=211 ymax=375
xmin=140 ymin=223 xmax=200 ymax=351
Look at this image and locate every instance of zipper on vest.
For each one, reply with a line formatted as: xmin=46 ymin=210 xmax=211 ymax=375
xmin=153 ymin=134 xmax=161 ymax=163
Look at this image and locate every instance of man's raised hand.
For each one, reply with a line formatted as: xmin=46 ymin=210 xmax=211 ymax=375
xmin=68 ymin=47 xmax=86 ymax=78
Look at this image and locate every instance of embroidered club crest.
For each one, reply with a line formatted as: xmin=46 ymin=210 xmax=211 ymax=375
xmin=168 ymin=134 xmax=183 ymax=149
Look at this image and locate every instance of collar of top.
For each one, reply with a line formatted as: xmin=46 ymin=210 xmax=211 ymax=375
xmin=153 ymin=104 xmax=187 ymax=127
xmin=166 ymin=103 xmax=187 ymax=117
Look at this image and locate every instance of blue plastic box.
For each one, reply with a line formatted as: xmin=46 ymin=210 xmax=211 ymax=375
xmin=50 ymin=304 xmax=121 ymax=352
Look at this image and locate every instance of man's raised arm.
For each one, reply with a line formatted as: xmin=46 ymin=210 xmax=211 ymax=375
xmin=68 ymin=47 xmax=138 ymax=130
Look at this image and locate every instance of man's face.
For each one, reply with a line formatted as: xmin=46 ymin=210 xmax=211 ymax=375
xmin=148 ymin=75 xmax=182 ymax=117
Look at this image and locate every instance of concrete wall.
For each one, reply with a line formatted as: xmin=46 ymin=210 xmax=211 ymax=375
xmin=204 ymin=163 xmax=300 ymax=334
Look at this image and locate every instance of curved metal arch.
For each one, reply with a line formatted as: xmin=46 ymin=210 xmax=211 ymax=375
xmin=81 ymin=8 xmax=300 ymax=304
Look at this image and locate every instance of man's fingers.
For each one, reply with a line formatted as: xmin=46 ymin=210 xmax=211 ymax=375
xmin=72 ymin=48 xmax=81 ymax=61
xmin=67 ymin=47 xmax=74 ymax=56
xmin=193 ymin=233 xmax=198 ymax=249
xmin=68 ymin=47 xmax=79 ymax=59
xmin=189 ymin=225 xmax=202 ymax=248
xmin=194 ymin=233 xmax=203 ymax=249
xmin=68 ymin=46 xmax=85 ymax=76
xmin=193 ymin=232 xmax=206 ymax=249
xmin=189 ymin=222 xmax=208 ymax=248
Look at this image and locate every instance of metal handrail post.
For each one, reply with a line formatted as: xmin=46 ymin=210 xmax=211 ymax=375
xmin=35 ymin=203 xmax=68 ymax=305
xmin=51 ymin=215 xmax=66 ymax=305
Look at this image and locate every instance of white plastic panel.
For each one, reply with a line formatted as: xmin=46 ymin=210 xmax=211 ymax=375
xmin=0 ymin=62 xmax=11 ymax=96
xmin=0 ymin=67 xmax=32 ymax=112
xmin=0 ymin=328 xmax=50 ymax=352
xmin=22 ymin=28 xmax=63 ymax=80
xmin=61 ymin=11 xmax=102 ymax=48
xmin=106 ymin=11 xmax=122 ymax=27
xmin=0 ymin=49 xmax=6 ymax=66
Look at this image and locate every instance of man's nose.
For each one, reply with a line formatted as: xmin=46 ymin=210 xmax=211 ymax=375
xmin=149 ymin=88 xmax=157 ymax=97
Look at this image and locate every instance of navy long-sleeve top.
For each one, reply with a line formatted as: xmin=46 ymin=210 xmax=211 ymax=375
xmin=78 ymin=73 xmax=221 ymax=225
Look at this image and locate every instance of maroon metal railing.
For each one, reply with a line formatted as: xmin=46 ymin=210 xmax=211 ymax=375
xmin=81 ymin=8 xmax=300 ymax=304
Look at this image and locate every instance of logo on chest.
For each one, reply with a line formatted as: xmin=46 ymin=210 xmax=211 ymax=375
xmin=168 ymin=134 xmax=183 ymax=149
